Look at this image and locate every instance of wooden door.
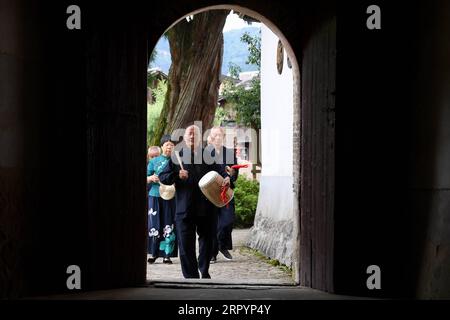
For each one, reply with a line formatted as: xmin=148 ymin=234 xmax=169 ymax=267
xmin=300 ymin=15 xmax=336 ymax=292
xmin=85 ymin=22 xmax=148 ymax=289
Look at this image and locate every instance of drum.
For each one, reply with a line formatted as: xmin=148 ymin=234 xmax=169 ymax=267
xmin=198 ymin=171 xmax=234 ymax=208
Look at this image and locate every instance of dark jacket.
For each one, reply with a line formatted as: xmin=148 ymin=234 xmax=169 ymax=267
xmin=212 ymin=146 xmax=239 ymax=189
xmin=159 ymin=146 xmax=230 ymax=216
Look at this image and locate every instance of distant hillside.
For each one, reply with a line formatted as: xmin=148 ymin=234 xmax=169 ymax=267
xmin=223 ymin=27 xmax=260 ymax=74
xmin=149 ymin=26 xmax=260 ymax=75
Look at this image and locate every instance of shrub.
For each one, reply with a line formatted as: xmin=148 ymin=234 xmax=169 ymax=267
xmin=233 ymin=175 xmax=259 ymax=228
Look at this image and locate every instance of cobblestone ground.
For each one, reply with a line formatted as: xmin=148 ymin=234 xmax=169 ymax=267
xmin=147 ymin=229 xmax=294 ymax=285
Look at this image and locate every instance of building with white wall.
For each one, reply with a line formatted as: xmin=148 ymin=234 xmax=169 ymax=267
xmin=247 ymin=24 xmax=295 ymax=266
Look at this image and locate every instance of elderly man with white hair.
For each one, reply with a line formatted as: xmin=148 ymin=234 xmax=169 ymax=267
xmin=159 ymin=123 xmax=230 ymax=279
xmin=207 ymin=126 xmax=239 ymax=263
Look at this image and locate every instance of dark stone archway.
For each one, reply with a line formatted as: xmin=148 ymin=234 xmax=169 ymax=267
xmin=0 ymin=0 xmax=336 ymax=297
xmin=5 ymin=0 xmax=450 ymax=300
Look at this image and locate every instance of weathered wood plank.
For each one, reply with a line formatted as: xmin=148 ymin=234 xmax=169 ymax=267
xmin=300 ymin=15 xmax=336 ymax=292
xmin=85 ymin=23 xmax=148 ymax=289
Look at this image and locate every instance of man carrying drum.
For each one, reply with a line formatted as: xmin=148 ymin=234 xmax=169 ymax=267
xmin=159 ymin=123 xmax=230 ymax=279
xmin=207 ymin=126 xmax=239 ymax=263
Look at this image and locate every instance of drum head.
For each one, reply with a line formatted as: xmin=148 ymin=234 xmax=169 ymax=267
xmin=198 ymin=171 xmax=234 ymax=207
xmin=198 ymin=170 xmax=220 ymax=188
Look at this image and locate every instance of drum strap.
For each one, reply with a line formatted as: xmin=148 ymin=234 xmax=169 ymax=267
xmin=220 ymin=185 xmax=230 ymax=209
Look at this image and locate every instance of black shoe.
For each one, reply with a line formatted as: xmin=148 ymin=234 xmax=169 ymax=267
xmin=163 ymin=258 xmax=173 ymax=264
xmin=220 ymin=249 xmax=232 ymax=260
xmin=210 ymin=256 xmax=217 ymax=264
xmin=202 ymin=273 xmax=211 ymax=279
xmin=147 ymin=257 xmax=156 ymax=264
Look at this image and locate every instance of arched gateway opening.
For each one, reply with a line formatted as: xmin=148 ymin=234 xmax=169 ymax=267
xmin=143 ymin=4 xmax=335 ymax=291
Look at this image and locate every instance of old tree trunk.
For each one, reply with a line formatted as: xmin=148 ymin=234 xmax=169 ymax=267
xmin=151 ymin=10 xmax=229 ymax=145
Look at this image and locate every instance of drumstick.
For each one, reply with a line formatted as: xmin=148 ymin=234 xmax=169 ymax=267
xmin=174 ymin=150 xmax=184 ymax=171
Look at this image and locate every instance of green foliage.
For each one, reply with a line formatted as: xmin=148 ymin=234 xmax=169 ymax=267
xmin=239 ymin=247 xmax=293 ymax=277
xmin=269 ymin=259 xmax=280 ymax=267
xmin=222 ymin=78 xmax=261 ymax=129
xmin=228 ymin=62 xmax=242 ymax=79
xmin=213 ymin=107 xmax=229 ymax=126
xmin=147 ymin=80 xmax=167 ymax=147
xmin=241 ymin=31 xmax=261 ymax=69
xmin=221 ymin=31 xmax=261 ymax=129
xmin=233 ymin=175 xmax=260 ymax=228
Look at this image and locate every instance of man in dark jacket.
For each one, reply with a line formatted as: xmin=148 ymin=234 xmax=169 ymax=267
xmin=207 ymin=127 xmax=239 ymax=262
xmin=159 ymin=124 xmax=230 ymax=279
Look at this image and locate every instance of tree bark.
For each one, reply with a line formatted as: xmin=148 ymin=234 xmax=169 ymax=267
xmin=151 ymin=10 xmax=229 ymax=145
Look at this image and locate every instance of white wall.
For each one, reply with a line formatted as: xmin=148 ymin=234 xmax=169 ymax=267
xmin=260 ymin=24 xmax=294 ymax=178
xmin=248 ymin=24 xmax=295 ymax=266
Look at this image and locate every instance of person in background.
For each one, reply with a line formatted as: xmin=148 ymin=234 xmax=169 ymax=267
xmin=147 ymin=146 xmax=161 ymax=198
xmin=207 ymin=127 xmax=239 ymax=263
xmin=147 ymin=135 xmax=177 ymax=264
xmin=147 ymin=146 xmax=161 ymax=163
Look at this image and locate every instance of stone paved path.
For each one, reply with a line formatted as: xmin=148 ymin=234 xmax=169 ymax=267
xmin=147 ymin=229 xmax=295 ymax=285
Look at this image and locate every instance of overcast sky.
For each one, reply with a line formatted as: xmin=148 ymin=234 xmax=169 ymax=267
xmin=223 ymin=11 xmax=261 ymax=32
